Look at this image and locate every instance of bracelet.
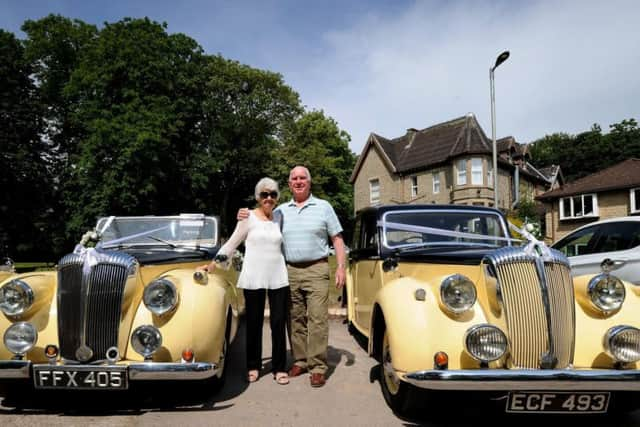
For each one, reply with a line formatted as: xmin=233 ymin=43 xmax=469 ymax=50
xmin=337 ymin=263 xmax=346 ymax=269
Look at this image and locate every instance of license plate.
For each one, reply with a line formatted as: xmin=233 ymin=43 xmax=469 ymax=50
xmin=506 ymin=392 xmax=610 ymax=413
xmin=33 ymin=365 xmax=128 ymax=390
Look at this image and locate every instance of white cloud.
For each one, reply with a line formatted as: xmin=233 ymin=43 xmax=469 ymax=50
xmin=288 ymin=0 xmax=640 ymax=154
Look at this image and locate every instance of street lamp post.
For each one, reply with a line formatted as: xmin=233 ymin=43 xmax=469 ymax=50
xmin=490 ymin=50 xmax=510 ymax=210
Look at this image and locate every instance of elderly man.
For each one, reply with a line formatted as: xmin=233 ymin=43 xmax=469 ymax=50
xmin=238 ymin=166 xmax=347 ymax=387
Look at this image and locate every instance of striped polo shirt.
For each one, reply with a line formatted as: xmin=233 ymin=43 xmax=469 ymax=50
xmin=276 ymin=195 xmax=343 ymax=263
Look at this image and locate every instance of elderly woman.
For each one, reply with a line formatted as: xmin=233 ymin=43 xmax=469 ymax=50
xmin=201 ymin=177 xmax=289 ymax=385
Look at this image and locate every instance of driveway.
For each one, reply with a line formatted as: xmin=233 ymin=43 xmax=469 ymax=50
xmin=1 ymin=317 xmax=639 ymax=426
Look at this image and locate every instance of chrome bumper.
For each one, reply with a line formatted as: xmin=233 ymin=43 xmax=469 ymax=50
xmin=0 ymin=360 xmax=30 ymax=378
xmin=0 ymin=360 xmax=218 ymax=381
xmin=404 ymin=369 xmax=640 ymax=391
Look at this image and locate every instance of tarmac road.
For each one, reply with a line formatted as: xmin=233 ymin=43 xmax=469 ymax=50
xmin=1 ymin=317 xmax=640 ymax=426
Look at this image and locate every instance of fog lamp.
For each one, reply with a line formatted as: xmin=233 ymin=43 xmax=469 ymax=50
xmin=604 ymin=325 xmax=640 ymax=363
xmin=131 ymin=325 xmax=162 ymax=359
xmin=464 ymin=324 xmax=507 ymax=363
xmin=4 ymin=322 xmax=38 ymax=356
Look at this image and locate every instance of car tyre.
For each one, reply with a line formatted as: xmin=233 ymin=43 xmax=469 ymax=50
xmin=379 ymin=328 xmax=412 ymax=415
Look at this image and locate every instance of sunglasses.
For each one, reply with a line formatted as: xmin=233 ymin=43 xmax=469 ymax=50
xmin=259 ymin=191 xmax=279 ymax=199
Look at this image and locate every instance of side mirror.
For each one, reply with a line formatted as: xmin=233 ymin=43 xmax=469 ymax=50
xmin=382 ymin=256 xmax=398 ymax=273
xmin=601 ymin=258 xmax=625 ymax=273
xmin=232 ymin=251 xmax=244 ymax=272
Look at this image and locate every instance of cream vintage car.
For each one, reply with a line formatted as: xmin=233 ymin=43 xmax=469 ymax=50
xmin=346 ymin=204 xmax=640 ymax=415
xmin=0 ymin=214 xmax=243 ymax=391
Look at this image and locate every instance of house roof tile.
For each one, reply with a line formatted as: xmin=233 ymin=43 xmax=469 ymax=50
xmin=537 ymin=158 xmax=640 ymax=200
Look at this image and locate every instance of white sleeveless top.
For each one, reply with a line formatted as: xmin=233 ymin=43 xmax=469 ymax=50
xmin=217 ymin=211 xmax=288 ymax=290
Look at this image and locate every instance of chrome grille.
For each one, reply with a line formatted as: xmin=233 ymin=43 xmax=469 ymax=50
xmin=484 ymin=246 xmax=574 ymax=369
xmin=57 ymin=250 xmax=136 ymax=362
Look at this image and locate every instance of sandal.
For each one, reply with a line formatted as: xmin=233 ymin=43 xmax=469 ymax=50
xmin=247 ymin=370 xmax=259 ymax=383
xmin=274 ymin=372 xmax=289 ymax=385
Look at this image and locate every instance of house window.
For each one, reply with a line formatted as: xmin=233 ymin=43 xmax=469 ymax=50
xmin=411 ymin=176 xmax=418 ymax=198
xmin=457 ymin=159 xmax=467 ymax=185
xmin=370 ymin=179 xmax=380 ymax=205
xmin=631 ymin=188 xmax=640 ymax=214
xmin=433 ymin=173 xmax=440 ymax=194
xmin=559 ymin=194 xmax=598 ymax=219
xmin=487 ymin=163 xmax=493 ymax=188
xmin=471 ymin=158 xmax=483 ymax=185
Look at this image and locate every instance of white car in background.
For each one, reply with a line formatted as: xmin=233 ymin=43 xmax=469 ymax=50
xmin=551 ymin=216 xmax=640 ymax=285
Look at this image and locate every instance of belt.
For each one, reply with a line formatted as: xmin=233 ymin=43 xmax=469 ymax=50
xmin=287 ymin=258 xmax=328 ymax=268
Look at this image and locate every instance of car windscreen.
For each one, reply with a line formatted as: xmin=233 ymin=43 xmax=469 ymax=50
xmin=381 ymin=209 xmax=509 ymax=250
xmin=96 ymin=216 xmax=218 ymax=248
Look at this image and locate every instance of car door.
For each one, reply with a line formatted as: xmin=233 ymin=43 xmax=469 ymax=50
xmin=350 ymin=212 xmax=381 ymax=334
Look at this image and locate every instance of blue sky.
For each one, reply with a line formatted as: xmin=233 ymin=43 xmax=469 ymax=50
xmin=2 ymin=0 xmax=639 ymax=155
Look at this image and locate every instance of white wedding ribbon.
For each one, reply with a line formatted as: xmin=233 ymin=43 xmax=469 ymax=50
xmin=73 ymin=224 xmax=171 ymax=275
xmin=379 ymin=221 xmax=520 ymax=243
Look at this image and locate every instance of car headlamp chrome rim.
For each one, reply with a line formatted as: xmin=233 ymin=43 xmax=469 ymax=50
xmin=464 ymin=324 xmax=508 ymax=362
xmin=588 ymin=273 xmax=625 ymax=312
xmin=131 ymin=325 xmax=162 ymax=358
xmin=604 ymin=325 xmax=640 ymax=363
xmin=0 ymin=279 xmax=34 ymax=316
xmin=440 ymin=274 xmax=477 ymax=314
xmin=143 ymin=278 xmax=178 ymax=315
xmin=3 ymin=322 xmax=38 ymax=356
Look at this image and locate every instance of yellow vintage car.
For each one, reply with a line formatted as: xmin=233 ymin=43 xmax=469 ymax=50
xmin=0 ymin=214 xmax=243 ymax=391
xmin=346 ymin=204 xmax=640 ymax=415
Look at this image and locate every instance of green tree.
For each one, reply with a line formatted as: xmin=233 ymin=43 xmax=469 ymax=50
xmin=20 ymin=15 xmax=98 ymax=255
xmin=275 ymin=110 xmax=356 ymax=239
xmin=0 ymin=30 xmax=50 ymax=258
xmin=61 ymin=18 xmax=209 ymax=238
xmin=197 ymin=55 xmax=302 ymax=232
xmin=529 ymin=119 xmax=640 ymax=183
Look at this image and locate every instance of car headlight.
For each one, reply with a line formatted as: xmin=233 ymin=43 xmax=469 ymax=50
xmin=143 ymin=278 xmax=178 ymax=315
xmin=440 ymin=274 xmax=477 ymax=314
xmin=131 ymin=325 xmax=162 ymax=359
xmin=604 ymin=325 xmax=640 ymax=363
xmin=464 ymin=324 xmax=508 ymax=363
xmin=588 ymin=273 xmax=625 ymax=312
xmin=4 ymin=322 xmax=38 ymax=356
xmin=0 ymin=279 xmax=34 ymax=316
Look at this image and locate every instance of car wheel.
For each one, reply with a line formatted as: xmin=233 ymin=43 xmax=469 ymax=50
xmin=380 ymin=328 xmax=412 ymax=414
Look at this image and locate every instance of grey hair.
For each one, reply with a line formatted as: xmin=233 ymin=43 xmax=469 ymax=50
xmin=289 ymin=165 xmax=312 ymax=183
xmin=254 ymin=177 xmax=280 ymax=200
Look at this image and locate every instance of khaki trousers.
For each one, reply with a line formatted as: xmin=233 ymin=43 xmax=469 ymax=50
xmin=287 ymin=262 xmax=329 ymax=374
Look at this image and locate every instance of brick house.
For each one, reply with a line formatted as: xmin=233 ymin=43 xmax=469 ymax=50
xmin=536 ymin=158 xmax=640 ymax=242
xmin=350 ymin=113 xmax=558 ymax=214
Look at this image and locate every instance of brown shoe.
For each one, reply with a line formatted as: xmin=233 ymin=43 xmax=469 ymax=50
xmin=288 ymin=365 xmax=307 ymax=377
xmin=310 ymin=373 xmax=326 ymax=388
